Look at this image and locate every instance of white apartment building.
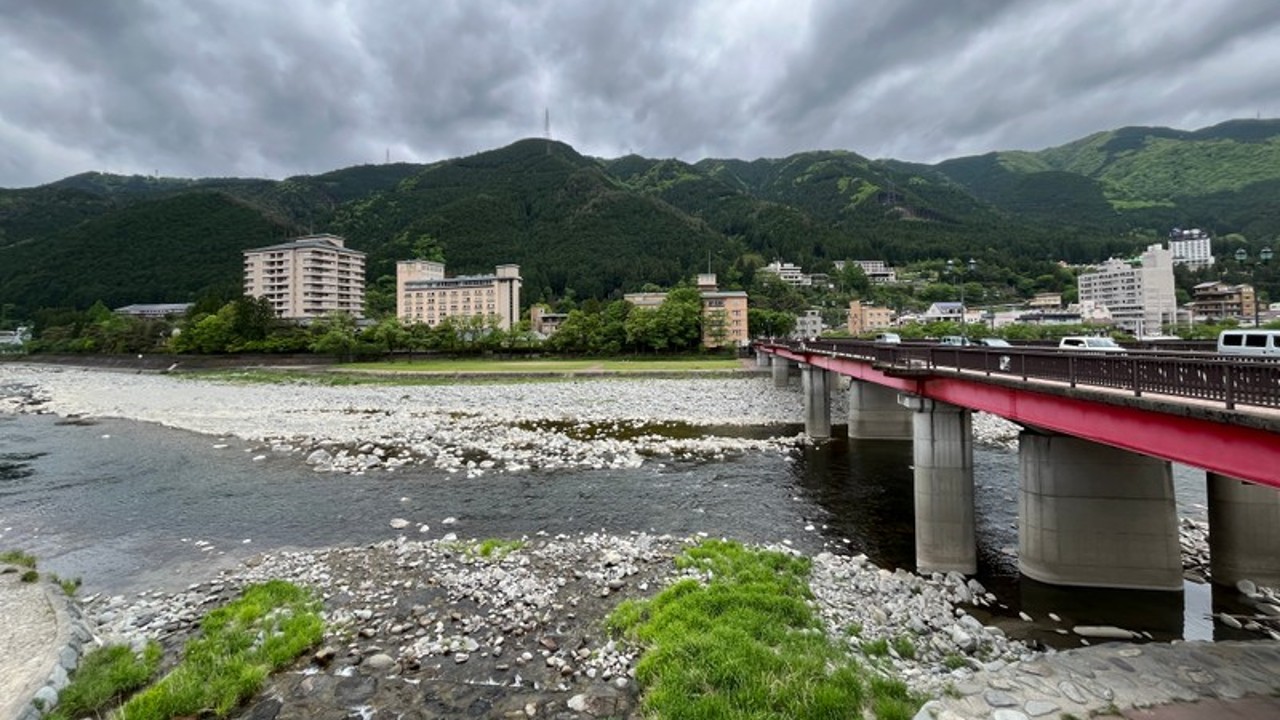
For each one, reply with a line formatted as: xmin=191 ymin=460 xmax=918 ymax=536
xmin=397 ymin=261 xmax=522 ymax=330
xmin=1077 ymin=244 xmax=1177 ymax=336
xmin=792 ymin=308 xmax=825 ymax=339
xmin=243 ymin=234 xmax=366 ymax=319
xmin=1167 ymin=228 xmax=1215 ymax=270
xmin=835 ymin=260 xmax=898 ymax=284
xmin=758 ymin=261 xmax=811 ymax=286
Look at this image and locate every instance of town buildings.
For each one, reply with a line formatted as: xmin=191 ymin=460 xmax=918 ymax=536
xmin=621 ymin=274 xmax=749 ymax=348
xmin=793 ymin=308 xmax=825 ymax=339
xmin=835 ymin=260 xmax=898 ymax=284
xmin=847 ymin=300 xmax=895 ymax=335
xmin=1168 ymin=228 xmax=1215 ymax=270
xmin=243 ymin=234 xmax=366 ymax=319
xmin=1189 ymin=281 xmax=1256 ymax=321
xmin=1076 ymin=244 xmax=1177 ymax=336
xmin=529 ymin=305 xmax=569 ymax=337
xmin=396 ymin=261 xmax=522 ymax=330
xmin=114 ymin=303 xmax=194 ymax=318
xmin=757 ymin=261 xmax=811 ymax=286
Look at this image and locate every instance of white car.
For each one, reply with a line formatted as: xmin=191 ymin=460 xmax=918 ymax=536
xmin=1058 ymin=336 xmax=1124 ymax=352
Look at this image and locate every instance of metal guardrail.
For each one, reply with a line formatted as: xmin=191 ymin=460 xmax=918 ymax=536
xmin=772 ymin=340 xmax=1280 ymax=411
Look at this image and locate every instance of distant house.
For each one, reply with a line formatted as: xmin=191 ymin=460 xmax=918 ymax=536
xmin=114 ymin=303 xmax=193 ymax=318
xmin=0 ymin=327 xmax=30 ymax=348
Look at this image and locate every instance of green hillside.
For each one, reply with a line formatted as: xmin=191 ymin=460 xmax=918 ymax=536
xmin=0 ymin=192 xmax=297 ymax=311
xmin=934 ymin=118 xmax=1280 ymax=236
xmin=3 ymin=119 xmax=1278 ymax=320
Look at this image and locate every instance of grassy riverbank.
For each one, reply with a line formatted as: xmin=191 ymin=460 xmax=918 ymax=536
xmin=48 ymin=581 xmax=322 ymax=720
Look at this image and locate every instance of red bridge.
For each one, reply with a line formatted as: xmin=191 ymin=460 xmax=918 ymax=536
xmin=755 ymin=340 xmax=1280 ymax=593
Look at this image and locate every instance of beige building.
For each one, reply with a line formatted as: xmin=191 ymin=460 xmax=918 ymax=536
xmin=1190 ymin=281 xmax=1255 ymax=321
xmin=243 ymin=234 xmax=366 ymax=319
xmin=623 ymin=274 xmax=750 ymax=348
xmin=530 ymin=305 xmax=569 ymax=336
xmin=847 ymin=300 xmax=895 ymax=335
xmin=397 ymin=261 xmax=522 ymax=330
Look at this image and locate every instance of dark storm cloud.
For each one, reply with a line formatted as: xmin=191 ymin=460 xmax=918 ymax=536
xmin=1 ymin=0 xmax=1278 ymax=187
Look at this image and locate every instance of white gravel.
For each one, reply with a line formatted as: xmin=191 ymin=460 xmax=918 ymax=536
xmin=0 ymin=365 xmax=1020 ymax=476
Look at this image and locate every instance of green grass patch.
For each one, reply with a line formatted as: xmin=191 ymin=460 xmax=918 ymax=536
xmin=440 ymin=537 xmax=528 ymax=561
xmin=607 ymin=539 xmax=923 ymax=719
xmin=117 ymin=580 xmax=323 ymax=719
xmin=20 ymin=569 xmax=38 ymax=583
xmin=1 ymin=549 xmax=38 ymax=569
xmin=890 ymin=635 xmax=916 ymax=660
xmin=943 ymin=653 xmax=968 ymax=670
xmin=45 ymin=643 xmax=162 ymax=720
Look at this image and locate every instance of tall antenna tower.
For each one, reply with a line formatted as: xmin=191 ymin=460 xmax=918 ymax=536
xmin=545 ymin=108 xmax=551 ymax=155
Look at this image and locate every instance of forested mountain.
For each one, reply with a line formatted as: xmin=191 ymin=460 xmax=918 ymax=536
xmin=2 ymin=119 xmax=1278 ymax=318
xmin=932 ymin=118 xmax=1280 ymax=239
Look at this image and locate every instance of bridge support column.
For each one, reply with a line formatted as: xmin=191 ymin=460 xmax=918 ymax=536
xmin=771 ymin=356 xmax=790 ymax=388
xmin=846 ymin=381 xmax=912 ymax=440
xmin=801 ymin=364 xmax=831 ymax=439
xmin=755 ymin=349 xmax=769 ymax=368
xmin=1208 ymin=472 xmax=1280 ymax=588
xmin=1019 ymin=432 xmax=1180 ymax=590
xmin=900 ymin=396 xmax=975 ymax=574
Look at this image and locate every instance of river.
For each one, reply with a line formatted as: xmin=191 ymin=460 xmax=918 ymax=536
xmin=0 ymin=400 xmax=1254 ymax=649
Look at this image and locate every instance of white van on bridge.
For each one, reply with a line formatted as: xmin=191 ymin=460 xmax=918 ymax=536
xmin=1217 ymin=329 xmax=1280 ymax=357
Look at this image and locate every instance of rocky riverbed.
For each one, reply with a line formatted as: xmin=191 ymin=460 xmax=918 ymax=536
xmin=83 ymin=531 xmax=1040 ymax=719
xmin=5 ymin=363 xmax=1280 ymax=718
xmin=0 ymin=364 xmax=1021 ymax=476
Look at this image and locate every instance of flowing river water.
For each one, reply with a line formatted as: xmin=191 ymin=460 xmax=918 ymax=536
xmin=0 ymin=405 xmax=1252 ymax=650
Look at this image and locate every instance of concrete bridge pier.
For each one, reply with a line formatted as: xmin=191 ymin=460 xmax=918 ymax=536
xmin=770 ymin=356 xmax=790 ymax=388
xmin=846 ymin=380 xmax=912 ymax=440
xmin=900 ymin=396 xmax=975 ymax=574
xmin=1208 ymin=472 xmax=1280 ymax=588
xmin=801 ymin=364 xmax=831 ymax=439
xmin=755 ymin=348 xmax=770 ymax=368
xmin=1019 ymin=432 xmax=1181 ymax=590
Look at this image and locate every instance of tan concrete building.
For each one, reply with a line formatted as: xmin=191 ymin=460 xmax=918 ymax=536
xmin=397 ymin=261 xmax=522 ymax=330
xmin=243 ymin=234 xmax=366 ymax=319
xmin=847 ymin=300 xmax=895 ymax=335
xmin=1190 ymin=281 xmax=1255 ymax=321
xmin=623 ymin=274 xmax=750 ymax=348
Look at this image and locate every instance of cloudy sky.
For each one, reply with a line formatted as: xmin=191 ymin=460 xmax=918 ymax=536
xmin=2 ymin=0 xmax=1278 ymax=188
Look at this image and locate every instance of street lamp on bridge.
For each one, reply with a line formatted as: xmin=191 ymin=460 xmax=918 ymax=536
xmin=947 ymin=257 xmax=977 ymax=336
xmin=1235 ymin=247 xmax=1273 ymax=327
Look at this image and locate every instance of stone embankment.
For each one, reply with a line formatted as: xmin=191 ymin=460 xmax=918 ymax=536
xmin=0 ymin=570 xmax=95 ymax=720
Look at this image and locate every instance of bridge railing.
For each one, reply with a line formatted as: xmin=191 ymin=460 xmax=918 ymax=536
xmin=771 ymin=340 xmax=1280 ymax=411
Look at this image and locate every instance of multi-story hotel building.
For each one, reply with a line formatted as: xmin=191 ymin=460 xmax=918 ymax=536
xmin=1190 ymin=281 xmax=1256 ymax=321
xmin=243 ymin=234 xmax=366 ymax=319
xmin=397 ymin=261 xmax=522 ymax=330
xmin=623 ymin=274 xmax=750 ymax=348
xmin=1168 ymin=228 xmax=1215 ymax=270
xmin=1077 ymin=243 xmax=1177 ymax=336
